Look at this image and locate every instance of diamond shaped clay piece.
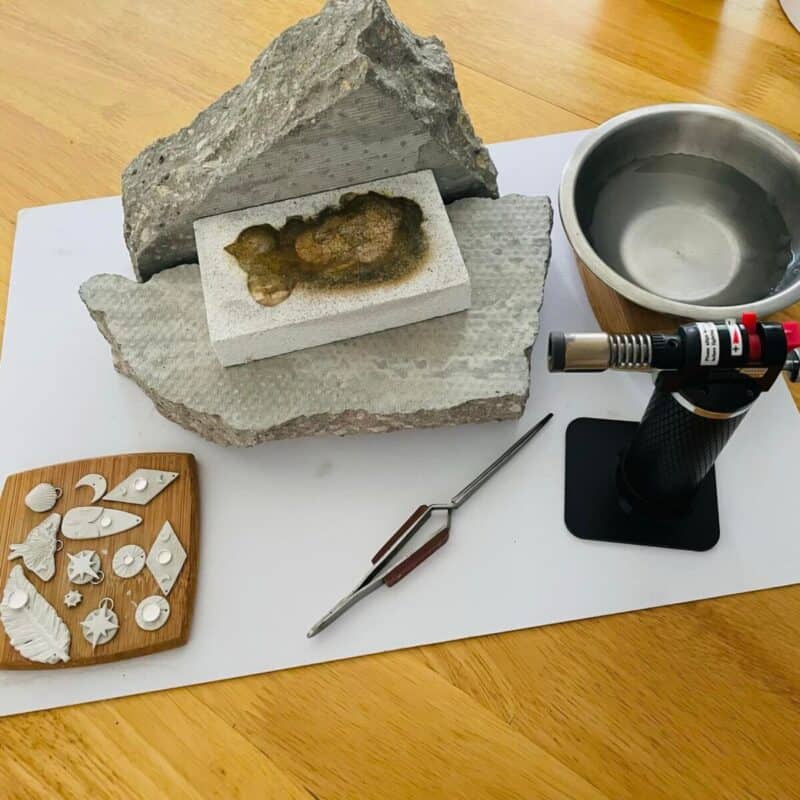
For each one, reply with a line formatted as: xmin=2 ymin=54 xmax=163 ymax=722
xmin=105 ymin=469 xmax=179 ymax=506
xmin=146 ymin=522 xmax=186 ymax=596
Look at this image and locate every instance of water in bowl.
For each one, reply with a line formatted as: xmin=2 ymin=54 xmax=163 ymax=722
xmin=586 ymin=153 xmax=795 ymax=305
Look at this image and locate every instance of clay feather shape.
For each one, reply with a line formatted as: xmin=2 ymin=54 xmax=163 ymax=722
xmin=61 ymin=506 xmax=142 ymax=539
xmin=1 ymin=565 xmax=71 ymax=664
xmin=8 ymin=513 xmax=61 ymax=581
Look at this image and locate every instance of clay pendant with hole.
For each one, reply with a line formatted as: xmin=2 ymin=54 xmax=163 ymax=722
xmin=75 ymin=473 xmax=107 ymax=503
xmin=24 ymin=483 xmax=62 ymax=513
xmin=61 ymin=507 xmax=142 ymax=539
xmin=112 ymin=544 xmax=146 ymax=579
xmin=81 ymin=597 xmax=119 ymax=650
xmin=67 ymin=550 xmax=104 ymax=585
xmin=135 ymin=595 xmax=170 ymax=631
xmin=104 ymin=469 xmax=179 ymax=506
xmin=7 ymin=513 xmax=61 ymax=581
xmin=146 ymin=522 xmax=186 ymax=596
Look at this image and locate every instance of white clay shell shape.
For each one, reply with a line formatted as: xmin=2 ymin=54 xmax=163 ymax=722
xmin=112 ymin=544 xmax=146 ymax=579
xmin=24 ymin=483 xmax=62 ymax=513
xmin=74 ymin=473 xmax=107 ymax=504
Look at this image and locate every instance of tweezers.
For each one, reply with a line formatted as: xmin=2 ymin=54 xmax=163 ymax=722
xmin=307 ymin=412 xmax=553 ymax=637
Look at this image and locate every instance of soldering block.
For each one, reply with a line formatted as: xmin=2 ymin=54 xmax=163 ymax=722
xmin=194 ymin=170 xmax=471 ymax=366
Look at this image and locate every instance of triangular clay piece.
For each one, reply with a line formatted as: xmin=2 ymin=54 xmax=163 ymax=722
xmin=121 ymin=0 xmax=498 ymax=280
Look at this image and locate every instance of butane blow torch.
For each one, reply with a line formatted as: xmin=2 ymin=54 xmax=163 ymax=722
xmin=548 ymin=314 xmax=800 ymax=551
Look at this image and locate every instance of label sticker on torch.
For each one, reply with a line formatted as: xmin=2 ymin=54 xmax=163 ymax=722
xmin=696 ymin=322 xmax=720 ymax=365
xmin=725 ymin=318 xmax=743 ymax=357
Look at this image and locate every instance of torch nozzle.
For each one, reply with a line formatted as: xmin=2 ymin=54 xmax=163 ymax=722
xmin=548 ymin=332 xmax=654 ymax=372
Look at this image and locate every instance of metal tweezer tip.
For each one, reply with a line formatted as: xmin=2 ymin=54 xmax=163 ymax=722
xmin=306 ymin=615 xmax=329 ymax=639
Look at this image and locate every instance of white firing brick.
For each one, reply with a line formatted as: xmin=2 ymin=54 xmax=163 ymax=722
xmin=194 ymin=170 xmax=471 ymax=366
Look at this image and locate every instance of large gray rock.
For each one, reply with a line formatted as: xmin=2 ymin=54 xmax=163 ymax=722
xmin=123 ymin=0 xmax=498 ymax=281
xmin=82 ymin=195 xmax=551 ymax=446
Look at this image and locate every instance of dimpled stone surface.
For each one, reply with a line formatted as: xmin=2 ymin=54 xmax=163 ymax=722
xmin=80 ymin=195 xmax=551 ymax=446
xmin=122 ymin=0 xmax=498 ymax=281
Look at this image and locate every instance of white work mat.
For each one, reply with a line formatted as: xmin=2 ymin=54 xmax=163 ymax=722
xmin=2 ymin=131 xmax=799 ymax=717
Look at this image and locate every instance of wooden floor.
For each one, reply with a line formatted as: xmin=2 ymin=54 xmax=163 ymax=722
xmin=2 ymin=1 xmax=800 ymax=797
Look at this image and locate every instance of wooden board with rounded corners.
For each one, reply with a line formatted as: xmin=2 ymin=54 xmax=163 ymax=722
xmin=0 ymin=453 xmax=198 ymax=669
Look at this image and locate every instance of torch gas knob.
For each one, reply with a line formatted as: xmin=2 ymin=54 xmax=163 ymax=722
xmin=787 ymin=349 xmax=800 ymax=383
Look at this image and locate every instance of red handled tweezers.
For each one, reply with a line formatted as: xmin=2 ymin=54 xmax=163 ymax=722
xmin=307 ymin=412 xmax=553 ymax=637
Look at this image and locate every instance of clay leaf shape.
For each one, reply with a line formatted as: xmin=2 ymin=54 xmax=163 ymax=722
xmin=61 ymin=507 xmax=142 ymax=539
xmin=1 ymin=565 xmax=71 ymax=664
xmin=8 ymin=513 xmax=61 ymax=581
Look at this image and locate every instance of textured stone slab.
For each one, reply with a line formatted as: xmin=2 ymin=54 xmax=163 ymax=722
xmin=123 ymin=0 xmax=498 ymax=281
xmin=80 ymin=196 xmax=552 ymax=446
xmin=195 ymin=170 xmax=471 ymax=365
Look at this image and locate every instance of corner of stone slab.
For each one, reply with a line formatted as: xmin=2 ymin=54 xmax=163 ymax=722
xmin=78 ymin=273 xmax=114 ymax=303
xmin=531 ymin=194 xmax=555 ymax=229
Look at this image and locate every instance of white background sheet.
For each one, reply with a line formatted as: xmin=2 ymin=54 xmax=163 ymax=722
xmin=1 ymin=130 xmax=799 ymax=717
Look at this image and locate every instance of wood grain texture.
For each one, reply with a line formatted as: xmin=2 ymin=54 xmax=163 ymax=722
xmin=0 ymin=453 xmax=198 ymax=668
xmin=1 ymin=1 xmax=799 ymax=798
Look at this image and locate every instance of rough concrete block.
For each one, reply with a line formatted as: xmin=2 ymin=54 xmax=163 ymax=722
xmin=194 ymin=170 xmax=471 ymax=366
xmin=80 ymin=195 xmax=552 ymax=446
xmin=122 ymin=0 xmax=498 ymax=281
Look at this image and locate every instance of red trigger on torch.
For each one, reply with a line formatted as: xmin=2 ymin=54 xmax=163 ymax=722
xmin=742 ymin=312 xmax=762 ymax=361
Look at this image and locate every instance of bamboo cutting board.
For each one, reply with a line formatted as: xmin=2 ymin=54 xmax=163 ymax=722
xmin=0 ymin=453 xmax=198 ymax=669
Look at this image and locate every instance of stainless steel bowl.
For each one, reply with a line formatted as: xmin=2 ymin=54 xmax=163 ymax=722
xmin=560 ymin=104 xmax=800 ymax=319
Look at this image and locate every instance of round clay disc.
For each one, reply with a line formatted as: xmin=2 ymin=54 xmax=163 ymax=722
xmin=112 ymin=544 xmax=146 ymax=579
xmin=134 ymin=595 xmax=170 ymax=631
